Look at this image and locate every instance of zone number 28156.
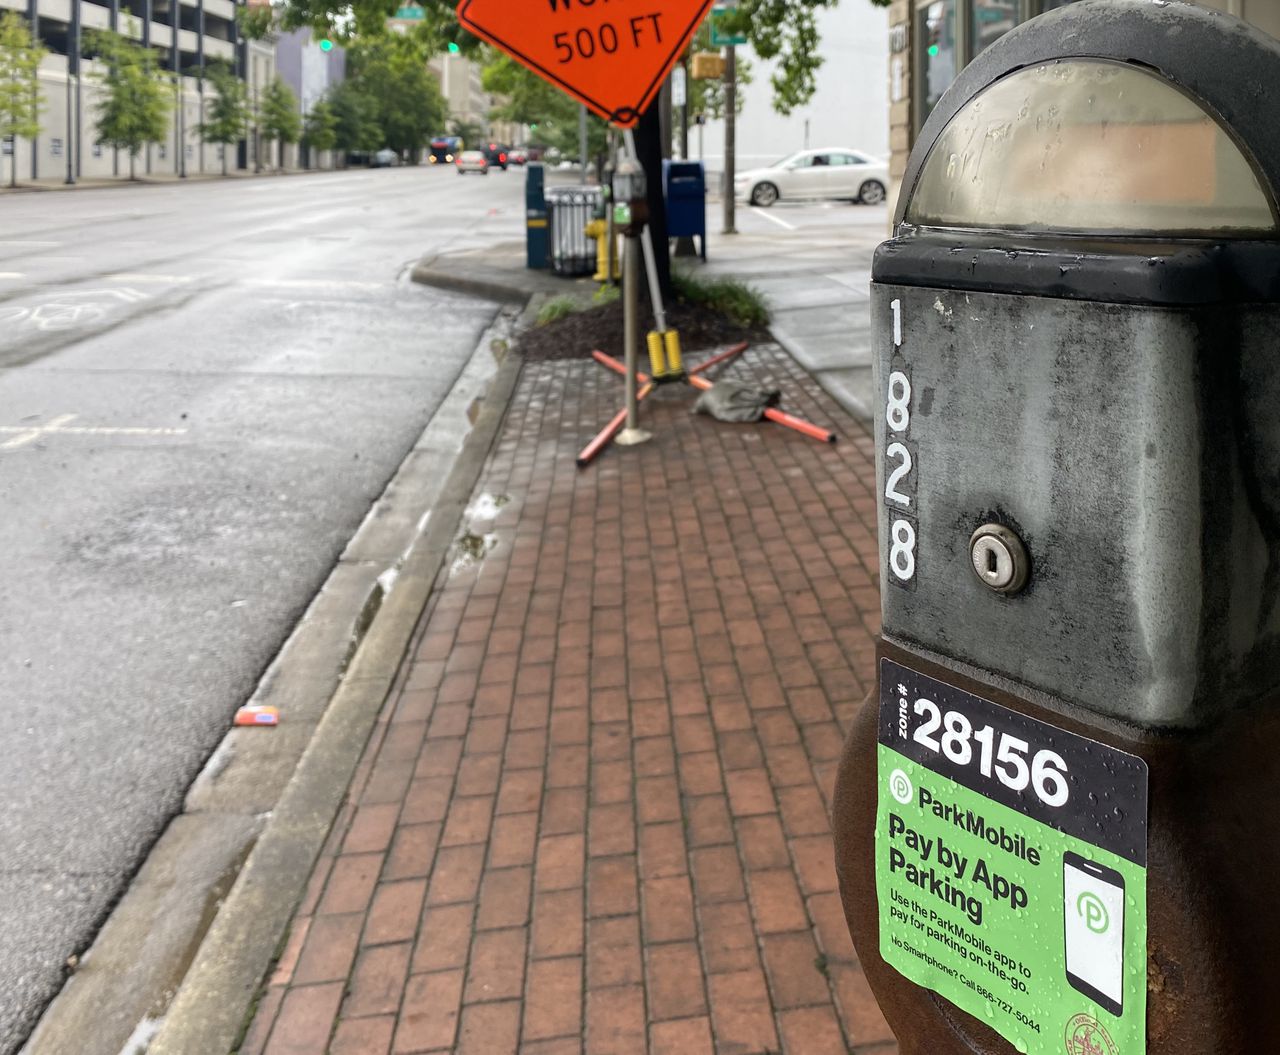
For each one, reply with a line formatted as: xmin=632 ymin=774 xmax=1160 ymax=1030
xmin=885 ymin=299 xmax=915 ymax=584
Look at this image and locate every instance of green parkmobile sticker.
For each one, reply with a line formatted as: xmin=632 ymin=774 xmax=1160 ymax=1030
xmin=876 ymin=659 xmax=1148 ymax=1055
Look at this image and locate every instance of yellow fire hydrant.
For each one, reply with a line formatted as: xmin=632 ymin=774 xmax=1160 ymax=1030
xmin=585 ymin=217 xmax=621 ymax=282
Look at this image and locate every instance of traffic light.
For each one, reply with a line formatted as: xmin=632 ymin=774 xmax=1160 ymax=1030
xmin=319 ymin=38 xmax=333 ymax=52
xmin=447 ymin=41 xmax=460 ymax=54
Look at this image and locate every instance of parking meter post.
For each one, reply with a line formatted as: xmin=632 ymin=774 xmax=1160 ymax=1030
xmin=832 ymin=4 xmax=1280 ymax=1054
xmin=623 ymin=129 xmax=670 ymax=336
xmin=615 ymin=236 xmax=651 ymax=447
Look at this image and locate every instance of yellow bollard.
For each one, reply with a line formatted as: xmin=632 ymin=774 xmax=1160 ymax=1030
xmin=663 ymin=330 xmax=684 ymax=376
xmin=647 ymin=331 xmax=667 ymax=378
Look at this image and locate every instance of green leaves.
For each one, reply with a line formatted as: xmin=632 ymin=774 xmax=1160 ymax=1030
xmin=0 ymin=10 xmax=44 ymax=155
xmin=691 ymin=0 xmax=836 ymax=116
xmin=302 ymin=99 xmax=338 ymax=153
xmin=344 ymin=34 xmax=446 ymax=154
xmin=262 ymin=76 xmax=301 ymax=151
xmin=200 ymin=61 xmax=249 ymax=147
xmin=85 ymin=23 xmax=171 ymax=167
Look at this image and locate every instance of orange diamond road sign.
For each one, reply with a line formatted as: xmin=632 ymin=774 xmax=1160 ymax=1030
xmin=457 ymin=0 xmax=715 ymax=129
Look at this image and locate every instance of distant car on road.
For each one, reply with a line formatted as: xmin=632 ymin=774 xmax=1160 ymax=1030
xmin=428 ymin=136 xmax=462 ymax=164
xmin=371 ymin=148 xmax=399 ymax=168
xmin=508 ymin=148 xmax=528 ymax=166
xmin=482 ymin=142 xmax=509 ymax=170
xmin=734 ymin=149 xmax=889 ymax=207
xmin=455 ymin=150 xmax=489 ymax=175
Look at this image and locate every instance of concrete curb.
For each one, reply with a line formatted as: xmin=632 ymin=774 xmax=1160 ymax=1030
xmin=19 ymin=312 xmax=524 ymax=1055
xmin=769 ymin=323 xmax=874 ymax=425
xmin=410 ymin=257 xmax=532 ymax=306
xmin=144 ymin=339 xmax=524 ymax=1055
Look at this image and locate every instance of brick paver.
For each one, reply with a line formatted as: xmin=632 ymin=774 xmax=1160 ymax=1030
xmin=245 ymin=346 xmax=897 ymax=1054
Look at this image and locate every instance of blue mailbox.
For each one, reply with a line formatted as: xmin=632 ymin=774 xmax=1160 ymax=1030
xmin=663 ymin=159 xmax=707 ymax=260
xmin=525 ymin=163 xmax=549 ymax=270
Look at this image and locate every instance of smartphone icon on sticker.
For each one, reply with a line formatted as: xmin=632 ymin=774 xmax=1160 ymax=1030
xmin=1063 ymin=851 xmax=1125 ymax=1017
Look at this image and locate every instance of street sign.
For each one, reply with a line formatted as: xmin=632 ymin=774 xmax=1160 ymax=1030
xmin=672 ymin=65 xmax=687 ymax=107
xmin=456 ymin=0 xmax=715 ymax=129
xmin=394 ymin=5 xmax=424 ymax=18
xmin=710 ymin=5 xmax=747 ymax=47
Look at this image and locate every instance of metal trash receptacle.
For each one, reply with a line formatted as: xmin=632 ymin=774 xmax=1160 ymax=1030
xmin=545 ymin=185 xmax=604 ymax=277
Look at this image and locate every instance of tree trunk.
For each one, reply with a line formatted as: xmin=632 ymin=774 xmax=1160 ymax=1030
xmin=129 ymin=151 xmax=136 ymax=181
xmin=222 ymin=145 xmax=227 ymax=176
xmin=634 ymin=99 xmax=672 ymax=303
xmin=10 ymin=150 xmax=16 ymax=189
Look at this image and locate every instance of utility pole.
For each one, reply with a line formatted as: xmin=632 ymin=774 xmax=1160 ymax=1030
xmin=65 ymin=0 xmax=79 ymax=185
xmin=578 ymin=103 xmax=587 ymax=184
xmin=722 ymin=45 xmax=736 ymax=235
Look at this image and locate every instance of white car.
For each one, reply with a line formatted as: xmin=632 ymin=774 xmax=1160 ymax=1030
xmin=455 ymin=150 xmax=490 ymax=175
xmin=735 ymin=148 xmax=889 ymax=207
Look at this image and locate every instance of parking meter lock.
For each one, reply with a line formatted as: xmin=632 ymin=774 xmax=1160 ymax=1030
xmin=831 ymin=3 xmax=1280 ymax=1054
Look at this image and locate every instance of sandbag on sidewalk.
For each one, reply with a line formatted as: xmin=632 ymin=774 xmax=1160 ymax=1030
xmin=692 ymin=379 xmax=781 ymax=423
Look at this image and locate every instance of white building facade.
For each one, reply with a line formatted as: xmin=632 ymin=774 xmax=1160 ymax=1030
xmin=690 ymin=4 xmax=891 ymax=176
xmin=0 ymin=0 xmax=256 ymax=181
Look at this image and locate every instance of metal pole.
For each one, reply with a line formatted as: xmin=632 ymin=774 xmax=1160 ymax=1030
xmin=66 ymin=0 xmax=78 ymax=184
xmin=622 ymin=128 xmax=668 ymax=334
xmin=578 ymin=103 xmax=587 ymax=185
xmin=614 ymin=237 xmax=651 ymax=447
xmin=64 ymin=69 xmax=74 ymax=184
xmin=723 ymin=45 xmax=736 ymax=234
xmin=605 ymin=128 xmax=617 ymax=286
xmin=680 ymin=56 xmax=690 ymax=161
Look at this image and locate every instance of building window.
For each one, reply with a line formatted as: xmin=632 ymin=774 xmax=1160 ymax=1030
xmin=916 ymin=0 xmax=957 ymax=130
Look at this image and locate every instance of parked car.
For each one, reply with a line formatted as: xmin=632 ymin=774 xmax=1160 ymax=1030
xmin=508 ymin=147 xmax=528 ymax=166
xmin=371 ymin=148 xmax=398 ymax=168
xmin=455 ymin=150 xmax=489 ymax=175
xmin=481 ymin=142 xmax=509 ymax=170
xmin=733 ymin=149 xmax=889 ymax=206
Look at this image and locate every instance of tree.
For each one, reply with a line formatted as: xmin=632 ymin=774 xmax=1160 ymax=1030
xmin=302 ymin=99 xmax=336 ymax=167
xmin=201 ymin=61 xmax=248 ymax=176
xmin=261 ymin=76 xmax=300 ymax=170
xmin=0 ymin=11 xmax=43 ymax=189
xmin=85 ymin=24 xmax=171 ymax=181
xmin=346 ymin=35 xmax=445 ymax=161
xmin=327 ymin=80 xmax=380 ymax=161
xmin=482 ymin=53 xmax=608 ymax=162
xmin=715 ymin=1 xmax=837 ymax=115
xmin=683 ymin=25 xmax=753 ymax=125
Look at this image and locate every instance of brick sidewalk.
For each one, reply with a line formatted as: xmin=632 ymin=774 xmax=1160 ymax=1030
xmin=241 ymin=345 xmax=896 ymax=1055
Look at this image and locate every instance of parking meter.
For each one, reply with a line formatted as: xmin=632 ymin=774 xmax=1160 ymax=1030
xmin=831 ymin=3 xmax=1280 ymax=1054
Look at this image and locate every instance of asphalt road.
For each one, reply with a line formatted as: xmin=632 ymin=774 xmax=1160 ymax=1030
xmin=0 ymin=165 xmax=526 ymax=1052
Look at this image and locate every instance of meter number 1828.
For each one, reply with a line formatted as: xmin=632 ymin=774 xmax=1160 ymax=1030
xmin=912 ymin=698 xmax=1070 ymax=807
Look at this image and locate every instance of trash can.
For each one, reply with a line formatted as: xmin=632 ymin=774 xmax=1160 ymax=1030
xmin=545 ymin=185 xmax=604 ymax=277
xmin=664 ymin=159 xmax=707 ymax=260
xmin=830 ymin=3 xmax=1280 ymax=1054
xmin=525 ymin=163 xmax=549 ymax=271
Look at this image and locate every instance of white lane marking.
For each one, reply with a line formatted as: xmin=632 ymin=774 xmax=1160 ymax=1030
xmin=750 ymin=208 xmax=797 ymax=231
xmin=0 ymin=414 xmax=187 ymax=450
xmin=0 ymin=240 xmax=60 ymax=248
xmin=0 ymin=272 xmax=22 ymax=279
xmin=106 ymin=273 xmax=195 ymax=284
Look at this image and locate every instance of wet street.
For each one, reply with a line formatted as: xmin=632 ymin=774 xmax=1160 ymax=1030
xmin=0 ymin=167 xmax=524 ymax=1051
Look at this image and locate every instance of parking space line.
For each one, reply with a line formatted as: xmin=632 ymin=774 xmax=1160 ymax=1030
xmin=750 ymin=208 xmax=797 ymax=231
